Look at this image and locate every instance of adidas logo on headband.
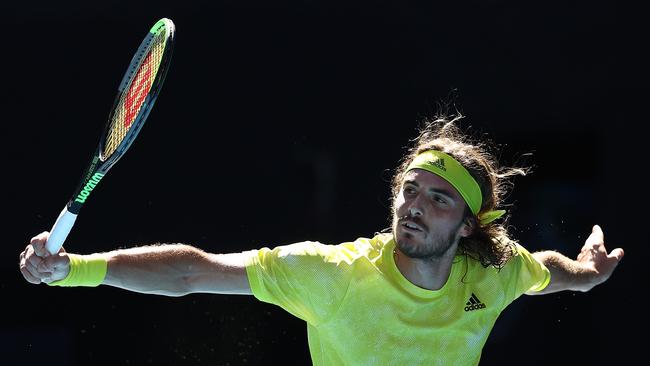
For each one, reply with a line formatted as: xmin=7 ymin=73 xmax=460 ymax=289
xmin=427 ymin=158 xmax=446 ymax=171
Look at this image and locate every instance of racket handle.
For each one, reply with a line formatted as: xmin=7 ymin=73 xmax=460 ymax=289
xmin=46 ymin=207 xmax=78 ymax=255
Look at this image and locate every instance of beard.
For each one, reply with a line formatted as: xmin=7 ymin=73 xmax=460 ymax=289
xmin=393 ymin=217 xmax=464 ymax=260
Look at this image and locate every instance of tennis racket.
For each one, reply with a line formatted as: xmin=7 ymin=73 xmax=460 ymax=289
xmin=45 ymin=18 xmax=175 ymax=255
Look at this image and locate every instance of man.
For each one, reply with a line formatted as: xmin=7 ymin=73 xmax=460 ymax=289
xmin=19 ymin=116 xmax=624 ymax=365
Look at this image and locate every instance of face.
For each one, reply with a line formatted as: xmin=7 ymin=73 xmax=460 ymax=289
xmin=392 ymin=169 xmax=471 ymax=259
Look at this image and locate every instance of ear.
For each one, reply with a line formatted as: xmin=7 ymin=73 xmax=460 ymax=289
xmin=459 ymin=217 xmax=475 ymax=238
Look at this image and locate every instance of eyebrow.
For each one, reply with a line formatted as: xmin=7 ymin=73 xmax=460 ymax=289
xmin=403 ymin=179 xmax=457 ymax=201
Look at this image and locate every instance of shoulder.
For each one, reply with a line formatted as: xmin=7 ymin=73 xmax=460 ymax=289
xmin=336 ymin=233 xmax=393 ymax=260
xmin=498 ymin=242 xmax=551 ymax=295
xmin=251 ymin=233 xmax=392 ymax=266
xmin=503 ymin=243 xmax=540 ymax=270
xmin=459 ymin=241 xmax=531 ymax=282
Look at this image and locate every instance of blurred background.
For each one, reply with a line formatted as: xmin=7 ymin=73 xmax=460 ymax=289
xmin=2 ymin=1 xmax=643 ymax=365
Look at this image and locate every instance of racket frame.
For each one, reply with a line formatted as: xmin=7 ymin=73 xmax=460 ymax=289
xmin=45 ymin=18 xmax=175 ymax=255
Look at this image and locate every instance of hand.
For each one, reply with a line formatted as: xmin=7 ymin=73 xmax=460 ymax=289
xmin=577 ymin=225 xmax=624 ymax=288
xmin=19 ymin=231 xmax=71 ymax=284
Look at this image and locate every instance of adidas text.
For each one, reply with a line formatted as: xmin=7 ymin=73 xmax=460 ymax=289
xmin=464 ymin=293 xmax=486 ymax=312
xmin=464 ymin=303 xmax=486 ymax=312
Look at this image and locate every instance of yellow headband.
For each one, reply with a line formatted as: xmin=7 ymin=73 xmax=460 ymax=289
xmin=405 ymin=150 xmax=505 ymax=225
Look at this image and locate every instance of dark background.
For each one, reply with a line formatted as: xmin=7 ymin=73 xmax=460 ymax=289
xmin=2 ymin=1 xmax=644 ymax=365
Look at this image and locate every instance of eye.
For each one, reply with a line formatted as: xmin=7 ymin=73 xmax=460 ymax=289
xmin=404 ymin=186 xmax=416 ymax=195
xmin=433 ymin=194 xmax=448 ymax=204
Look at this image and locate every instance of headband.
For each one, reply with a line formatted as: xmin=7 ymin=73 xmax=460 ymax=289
xmin=405 ymin=150 xmax=505 ymax=225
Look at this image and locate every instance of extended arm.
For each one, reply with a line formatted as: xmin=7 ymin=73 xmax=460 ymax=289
xmin=527 ymin=225 xmax=624 ymax=295
xmin=104 ymin=244 xmax=252 ymax=296
xmin=19 ymin=231 xmax=252 ymax=296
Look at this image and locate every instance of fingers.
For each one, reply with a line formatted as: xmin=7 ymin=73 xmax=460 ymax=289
xmin=19 ymin=251 xmax=40 ymax=284
xmin=586 ymin=224 xmax=604 ymax=247
xmin=609 ymin=247 xmax=625 ymax=262
xmin=41 ymin=253 xmax=69 ymax=272
xmin=19 ymin=232 xmax=54 ymax=284
xmin=25 ymin=261 xmax=52 ymax=283
xmin=19 ymin=248 xmax=51 ymax=284
xmin=26 ymin=248 xmax=44 ymax=269
xmin=587 ymin=225 xmax=624 ymax=262
xmin=592 ymin=224 xmax=603 ymax=236
xmin=30 ymin=231 xmax=50 ymax=257
xmin=20 ymin=265 xmax=44 ymax=284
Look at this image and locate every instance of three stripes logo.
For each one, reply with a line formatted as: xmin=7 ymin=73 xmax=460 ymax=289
xmin=427 ymin=158 xmax=446 ymax=171
xmin=464 ymin=293 xmax=486 ymax=312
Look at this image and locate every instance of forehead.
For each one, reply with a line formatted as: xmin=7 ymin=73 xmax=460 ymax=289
xmin=403 ymin=169 xmax=463 ymax=199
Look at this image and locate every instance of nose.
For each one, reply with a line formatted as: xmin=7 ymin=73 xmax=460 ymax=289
xmin=409 ymin=206 xmax=423 ymax=217
xmin=407 ymin=194 xmax=424 ymax=217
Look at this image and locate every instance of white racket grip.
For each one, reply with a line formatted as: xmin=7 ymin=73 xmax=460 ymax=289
xmin=46 ymin=207 xmax=78 ymax=255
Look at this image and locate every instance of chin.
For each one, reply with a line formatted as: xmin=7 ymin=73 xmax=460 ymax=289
xmin=395 ymin=230 xmax=423 ymax=250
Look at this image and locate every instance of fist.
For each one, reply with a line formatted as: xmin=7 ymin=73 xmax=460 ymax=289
xmin=19 ymin=231 xmax=70 ymax=284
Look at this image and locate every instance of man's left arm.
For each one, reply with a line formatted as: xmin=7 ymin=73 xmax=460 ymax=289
xmin=526 ymin=225 xmax=624 ymax=295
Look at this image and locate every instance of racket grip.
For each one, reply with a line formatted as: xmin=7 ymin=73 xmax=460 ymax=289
xmin=46 ymin=207 xmax=78 ymax=255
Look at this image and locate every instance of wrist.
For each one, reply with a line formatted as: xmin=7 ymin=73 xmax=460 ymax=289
xmin=47 ymin=253 xmax=107 ymax=287
xmin=572 ymin=263 xmax=599 ymax=292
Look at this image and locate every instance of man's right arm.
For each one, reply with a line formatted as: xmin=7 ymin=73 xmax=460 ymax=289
xmin=19 ymin=231 xmax=252 ymax=296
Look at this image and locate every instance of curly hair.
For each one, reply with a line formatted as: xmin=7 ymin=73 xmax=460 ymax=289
xmin=390 ymin=114 xmax=529 ymax=269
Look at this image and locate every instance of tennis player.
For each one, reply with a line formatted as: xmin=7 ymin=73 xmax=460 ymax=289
xmin=19 ymin=116 xmax=624 ymax=365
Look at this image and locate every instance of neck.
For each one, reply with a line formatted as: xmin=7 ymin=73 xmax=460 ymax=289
xmin=393 ymin=244 xmax=458 ymax=291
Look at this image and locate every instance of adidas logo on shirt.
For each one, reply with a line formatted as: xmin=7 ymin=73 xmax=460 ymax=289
xmin=464 ymin=293 xmax=486 ymax=312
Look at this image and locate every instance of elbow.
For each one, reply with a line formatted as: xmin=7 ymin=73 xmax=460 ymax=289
xmin=145 ymin=279 xmax=194 ymax=297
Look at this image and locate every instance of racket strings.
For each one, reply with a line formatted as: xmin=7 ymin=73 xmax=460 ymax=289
xmin=103 ymin=30 xmax=167 ymax=159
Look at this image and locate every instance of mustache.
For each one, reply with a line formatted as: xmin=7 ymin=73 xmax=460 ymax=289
xmin=397 ymin=215 xmax=428 ymax=232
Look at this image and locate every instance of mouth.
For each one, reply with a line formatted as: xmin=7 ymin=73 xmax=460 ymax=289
xmin=400 ymin=220 xmax=424 ymax=232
